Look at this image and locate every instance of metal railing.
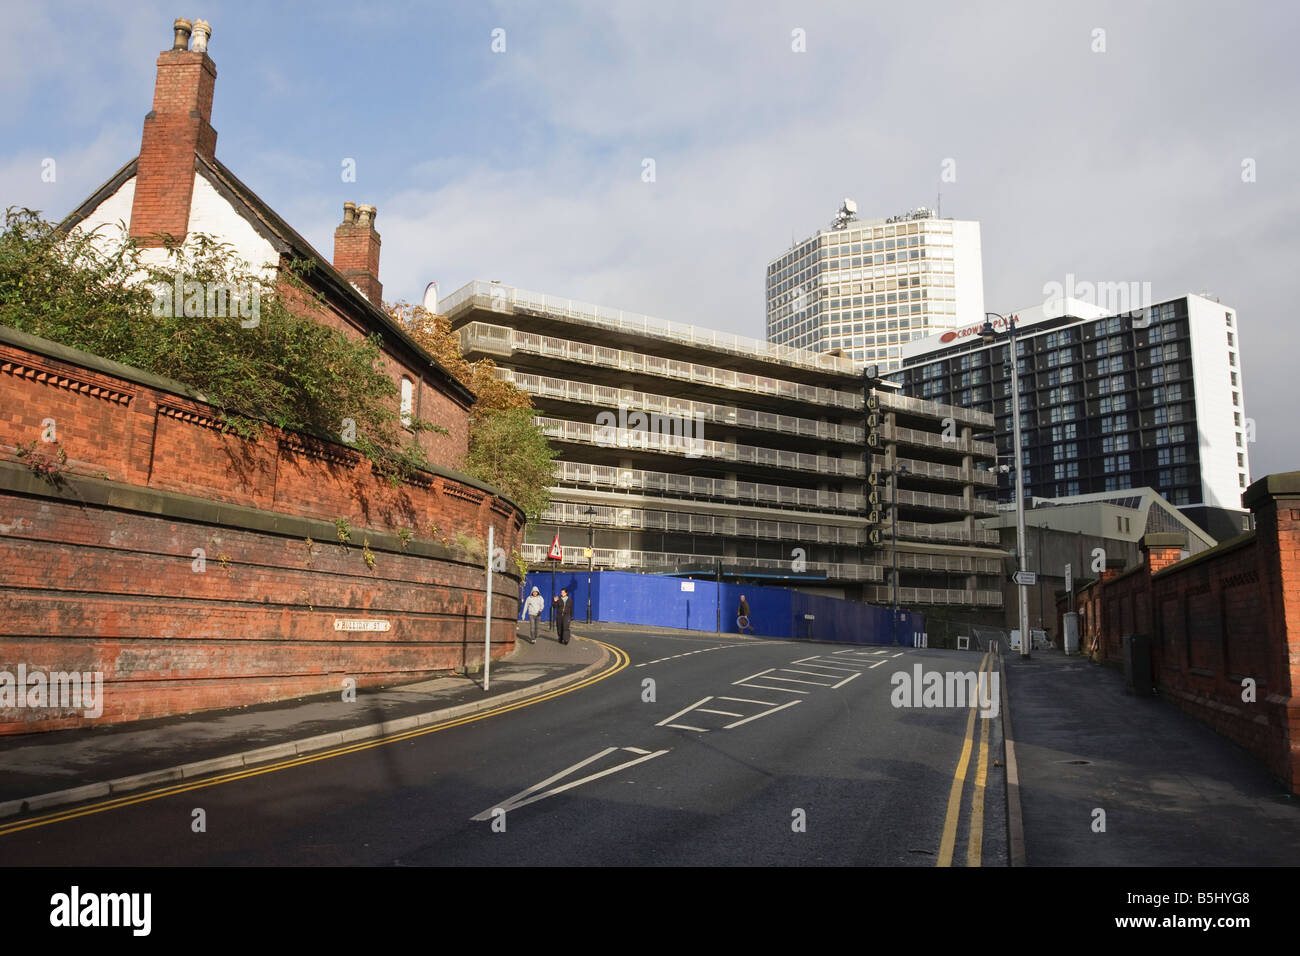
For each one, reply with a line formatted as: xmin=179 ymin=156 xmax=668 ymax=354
xmin=535 ymin=416 xmax=865 ymax=477
xmin=496 ymin=367 xmax=864 ymax=444
xmin=541 ymin=501 xmax=866 ymax=545
xmin=443 ymin=280 xmax=861 ymax=377
xmin=876 ymin=423 xmax=997 ymax=457
xmin=865 ymin=586 xmax=1005 ymax=607
xmin=459 ymin=321 xmax=863 ymax=410
xmin=552 ymin=460 xmax=866 ymax=513
xmin=875 ymin=389 xmax=994 ymax=430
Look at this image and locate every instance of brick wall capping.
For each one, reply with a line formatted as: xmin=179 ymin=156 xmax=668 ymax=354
xmin=0 ymin=324 xmax=523 ymax=515
xmin=0 ymin=460 xmax=519 ymax=580
xmin=1242 ymin=471 xmax=1300 ymax=509
xmin=1140 ymin=532 xmax=1188 ymax=551
xmin=1150 ymin=529 xmax=1257 ymax=580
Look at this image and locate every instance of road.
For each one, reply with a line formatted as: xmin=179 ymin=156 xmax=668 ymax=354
xmin=0 ymin=630 xmax=1008 ymax=866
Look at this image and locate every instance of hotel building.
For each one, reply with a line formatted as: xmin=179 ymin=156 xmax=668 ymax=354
xmin=894 ymin=293 xmax=1252 ymax=541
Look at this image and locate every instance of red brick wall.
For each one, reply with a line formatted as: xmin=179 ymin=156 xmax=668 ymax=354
xmin=130 ymin=50 xmax=218 ymax=246
xmin=1056 ymin=489 xmax=1300 ymax=793
xmin=0 ymin=332 xmax=523 ymax=733
xmin=276 ymin=276 xmax=470 ymax=466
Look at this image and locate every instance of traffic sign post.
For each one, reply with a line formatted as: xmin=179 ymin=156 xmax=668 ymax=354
xmin=547 ymin=533 xmax=562 ymax=629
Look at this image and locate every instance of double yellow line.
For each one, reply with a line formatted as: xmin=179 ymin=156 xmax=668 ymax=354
xmin=0 ymin=639 xmax=629 ymax=839
xmin=936 ymin=650 xmax=995 ymax=867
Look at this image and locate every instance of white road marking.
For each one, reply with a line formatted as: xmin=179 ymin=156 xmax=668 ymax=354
xmin=723 ymin=700 xmax=801 ymax=729
xmin=832 ymin=672 xmax=861 ymax=689
xmin=656 ymin=696 xmax=713 ymax=727
xmin=667 ymin=724 xmax=709 ymax=732
xmin=734 ymin=683 xmax=808 ymax=695
xmin=471 ymin=746 xmax=669 ymax=820
xmin=891 ymin=651 xmax=905 ymax=658
xmin=734 ymin=668 xmax=775 ymax=684
xmin=623 ymin=747 xmax=652 ymax=755
xmin=765 ymin=674 xmax=837 ymax=686
xmin=718 ymin=696 xmax=776 ymax=706
xmin=789 ymin=655 xmax=819 ymax=664
xmin=793 ymin=662 xmax=863 ymax=674
xmin=779 ymin=667 xmax=846 ymax=680
xmin=697 ymin=708 xmax=745 ymax=717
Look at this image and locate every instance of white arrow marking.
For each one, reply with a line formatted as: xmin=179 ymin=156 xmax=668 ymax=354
xmin=471 ymin=746 xmax=669 ymax=820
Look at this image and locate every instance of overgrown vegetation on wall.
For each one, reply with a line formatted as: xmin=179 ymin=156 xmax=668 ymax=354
xmin=389 ymin=303 xmax=557 ymax=520
xmin=0 ymin=207 xmax=440 ymax=481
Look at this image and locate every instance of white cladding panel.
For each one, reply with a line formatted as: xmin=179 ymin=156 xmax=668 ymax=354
xmin=1186 ymin=295 xmax=1248 ymax=510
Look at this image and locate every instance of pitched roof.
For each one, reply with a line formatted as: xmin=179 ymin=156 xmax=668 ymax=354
xmin=59 ymin=154 xmax=475 ymax=408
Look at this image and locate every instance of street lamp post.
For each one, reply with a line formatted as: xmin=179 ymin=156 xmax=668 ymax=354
xmin=980 ymin=312 xmax=1031 ymax=659
xmin=584 ymin=505 xmax=596 ymax=624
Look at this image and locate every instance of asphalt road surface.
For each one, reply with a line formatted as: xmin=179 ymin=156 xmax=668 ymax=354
xmin=0 ymin=630 xmax=1008 ymax=866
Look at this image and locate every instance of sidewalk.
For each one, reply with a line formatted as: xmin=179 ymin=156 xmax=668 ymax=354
xmin=1003 ymin=647 xmax=1300 ymax=866
xmin=0 ymin=628 xmax=605 ymax=819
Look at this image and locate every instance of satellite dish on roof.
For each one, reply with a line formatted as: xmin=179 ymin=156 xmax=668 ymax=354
xmin=422 ymin=281 xmax=439 ymax=315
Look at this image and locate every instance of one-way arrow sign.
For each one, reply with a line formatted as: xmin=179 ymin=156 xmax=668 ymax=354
xmin=1012 ymin=570 xmax=1037 ymax=586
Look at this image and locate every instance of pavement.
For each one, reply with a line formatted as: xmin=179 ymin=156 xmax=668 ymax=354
xmin=1002 ymin=646 xmax=1300 ymax=866
xmin=0 ymin=625 xmax=605 ymax=820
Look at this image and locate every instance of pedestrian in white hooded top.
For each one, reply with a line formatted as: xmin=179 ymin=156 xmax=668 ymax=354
xmin=521 ymin=586 xmax=545 ymax=644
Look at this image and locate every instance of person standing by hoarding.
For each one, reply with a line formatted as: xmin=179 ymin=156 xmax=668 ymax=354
xmin=553 ymin=588 xmax=574 ymax=645
xmin=737 ymin=594 xmax=756 ymax=634
xmin=521 ymin=586 xmax=545 ymax=644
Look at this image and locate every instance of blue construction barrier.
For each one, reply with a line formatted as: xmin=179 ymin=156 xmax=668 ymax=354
xmin=520 ymin=569 xmax=923 ymax=645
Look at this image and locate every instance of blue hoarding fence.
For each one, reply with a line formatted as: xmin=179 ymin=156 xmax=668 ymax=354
xmin=520 ymin=570 xmax=924 ymax=645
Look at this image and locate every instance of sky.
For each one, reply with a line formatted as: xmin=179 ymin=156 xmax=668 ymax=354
xmin=3 ymin=0 xmax=1297 ymax=476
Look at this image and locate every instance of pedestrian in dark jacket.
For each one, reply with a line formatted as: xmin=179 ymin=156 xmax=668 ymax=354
xmin=553 ymin=588 xmax=574 ymax=645
xmin=737 ymin=594 xmax=756 ymax=634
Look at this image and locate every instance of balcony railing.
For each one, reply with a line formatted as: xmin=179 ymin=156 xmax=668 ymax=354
xmin=535 ymin=417 xmax=865 ymax=477
xmin=893 ymin=553 xmax=1005 ymax=574
xmin=865 ymin=586 xmax=1005 ymax=607
xmin=871 ymin=455 xmax=998 ymax=487
xmin=875 ymin=423 xmax=997 ymax=458
xmin=874 ymin=389 xmax=994 ymax=430
xmin=542 ymin=500 xmax=867 ymax=546
xmin=458 ymin=321 xmax=862 ymax=410
xmin=552 ymin=460 xmax=866 ymax=513
xmin=883 ymin=521 xmax=1003 ymax=546
xmin=496 ymin=367 xmax=864 ymax=444
xmin=443 ymin=280 xmax=861 ymax=377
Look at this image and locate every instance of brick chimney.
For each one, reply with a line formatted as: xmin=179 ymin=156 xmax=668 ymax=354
xmin=333 ymin=203 xmax=383 ymax=304
xmin=129 ymin=17 xmax=218 ymax=247
xmin=1141 ymin=532 xmax=1187 ymax=574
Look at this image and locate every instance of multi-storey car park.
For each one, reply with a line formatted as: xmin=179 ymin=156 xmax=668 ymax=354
xmin=443 ymin=281 xmax=1006 ymax=622
xmin=893 ymin=293 xmax=1252 ymax=541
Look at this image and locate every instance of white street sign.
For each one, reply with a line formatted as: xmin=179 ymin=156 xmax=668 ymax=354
xmin=1013 ymin=570 xmax=1037 ymax=587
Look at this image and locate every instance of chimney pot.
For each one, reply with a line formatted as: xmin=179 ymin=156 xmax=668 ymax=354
xmin=358 ymin=204 xmax=376 ymax=226
xmin=192 ymin=19 xmax=211 ymax=53
xmin=342 ymin=201 xmax=356 ymax=224
xmin=172 ymin=17 xmax=193 ymax=51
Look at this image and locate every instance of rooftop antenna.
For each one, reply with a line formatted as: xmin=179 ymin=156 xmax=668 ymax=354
xmin=937 ymin=190 xmax=942 ymax=218
xmin=830 ymin=197 xmax=858 ymax=230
